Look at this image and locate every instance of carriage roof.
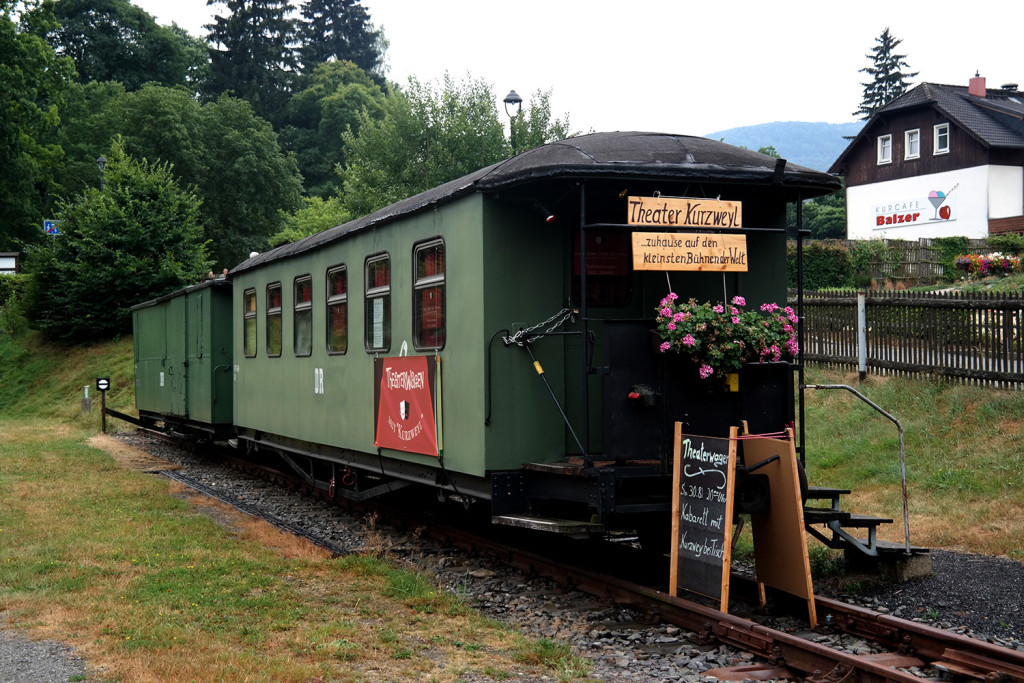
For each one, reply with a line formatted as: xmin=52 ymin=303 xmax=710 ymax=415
xmin=231 ymin=131 xmax=841 ymax=275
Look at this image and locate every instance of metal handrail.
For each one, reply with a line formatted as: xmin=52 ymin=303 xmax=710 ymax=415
xmin=801 ymin=383 xmax=911 ymax=554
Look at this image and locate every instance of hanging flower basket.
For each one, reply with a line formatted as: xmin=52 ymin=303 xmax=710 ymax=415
xmin=654 ymin=294 xmax=799 ymax=379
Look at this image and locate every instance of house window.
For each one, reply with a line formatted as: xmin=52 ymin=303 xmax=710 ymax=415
xmin=905 ymin=129 xmax=920 ymax=159
xmin=413 ymin=239 xmax=445 ymax=350
xmin=294 ymin=275 xmax=312 ymax=357
xmin=266 ymin=283 xmax=282 ymax=357
xmin=365 ymin=254 xmax=390 ymax=352
xmin=243 ymin=289 xmax=257 ymax=357
xmin=934 ymin=123 xmax=950 ymax=155
xmin=327 ymin=266 xmax=347 ymax=354
xmin=877 ymin=134 xmax=892 ymax=164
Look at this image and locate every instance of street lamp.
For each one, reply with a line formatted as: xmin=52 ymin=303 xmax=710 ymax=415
xmin=96 ymin=155 xmax=107 ymax=189
xmin=503 ymin=89 xmax=523 ymax=155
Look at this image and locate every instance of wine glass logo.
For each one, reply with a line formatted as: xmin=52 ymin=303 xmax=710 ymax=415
xmin=928 ymin=190 xmax=947 ymax=220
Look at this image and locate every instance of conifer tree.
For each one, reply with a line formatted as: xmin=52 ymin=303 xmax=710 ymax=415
xmin=205 ymin=0 xmax=296 ymax=124
xmin=296 ymin=0 xmax=383 ymax=80
xmin=854 ymin=27 xmax=917 ymax=120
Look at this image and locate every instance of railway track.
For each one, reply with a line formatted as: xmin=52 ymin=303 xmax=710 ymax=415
xmin=145 ymin=435 xmax=1024 ymax=682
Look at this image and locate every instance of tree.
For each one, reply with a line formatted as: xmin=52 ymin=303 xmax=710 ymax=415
xmin=339 ymin=74 xmax=508 ymax=217
xmin=193 ymin=93 xmax=304 ymax=266
xmin=0 ymin=0 xmax=75 ymax=251
xmin=48 ymin=80 xmax=126 ymax=200
xmin=854 ymin=28 xmax=917 ymax=120
xmin=169 ymin=23 xmax=213 ymax=95
xmin=25 ymin=139 xmax=210 ymax=342
xmin=270 ymin=195 xmax=349 ymax=246
xmin=802 ymin=189 xmax=847 ymax=240
xmin=53 ymin=83 xmax=304 ymax=268
xmin=205 ymin=0 xmax=296 ymax=124
xmin=296 ymin=0 xmax=383 ymax=80
xmin=49 ymin=0 xmax=201 ymax=90
xmin=280 ymin=60 xmax=385 ymax=197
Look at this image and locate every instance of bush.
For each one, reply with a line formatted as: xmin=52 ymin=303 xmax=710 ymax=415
xmin=985 ymin=233 xmax=1024 ymax=256
xmin=931 ymin=236 xmax=970 ymax=280
xmin=0 ymin=273 xmax=27 ymax=304
xmin=787 ymin=240 xmax=852 ymax=290
xmin=0 ymin=274 xmax=30 ymax=336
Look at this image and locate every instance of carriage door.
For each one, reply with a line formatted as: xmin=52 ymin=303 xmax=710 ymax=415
xmin=187 ymin=291 xmax=209 ymax=423
xmin=164 ymin=296 xmax=188 ymax=417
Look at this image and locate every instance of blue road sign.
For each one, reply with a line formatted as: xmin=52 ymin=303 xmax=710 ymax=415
xmin=43 ymin=219 xmax=60 ymax=235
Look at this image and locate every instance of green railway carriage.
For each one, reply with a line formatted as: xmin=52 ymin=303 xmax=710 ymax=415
xmin=221 ymin=132 xmax=841 ymax=533
xmin=131 ymin=279 xmax=234 ymax=434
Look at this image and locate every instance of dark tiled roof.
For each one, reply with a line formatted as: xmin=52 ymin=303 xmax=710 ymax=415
xmin=234 ymin=132 xmax=841 ymax=275
xmin=831 ymin=82 xmax=1024 ymax=172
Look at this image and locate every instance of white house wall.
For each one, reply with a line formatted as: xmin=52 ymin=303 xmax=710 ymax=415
xmin=989 ymin=165 xmax=1024 ymax=219
xmin=847 ymin=166 xmax=990 ymax=240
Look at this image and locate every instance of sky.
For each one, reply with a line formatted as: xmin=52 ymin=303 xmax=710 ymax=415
xmin=133 ymin=0 xmax=1022 ymax=137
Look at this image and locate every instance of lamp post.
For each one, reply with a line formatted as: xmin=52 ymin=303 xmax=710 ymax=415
xmin=96 ymin=155 xmax=107 ymax=189
xmin=503 ymin=89 xmax=523 ymax=156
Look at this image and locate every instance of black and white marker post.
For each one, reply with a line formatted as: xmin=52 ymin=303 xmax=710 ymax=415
xmin=96 ymin=377 xmax=110 ymax=433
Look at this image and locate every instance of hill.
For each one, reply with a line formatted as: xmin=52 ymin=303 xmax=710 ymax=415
xmin=705 ymin=121 xmax=864 ymax=173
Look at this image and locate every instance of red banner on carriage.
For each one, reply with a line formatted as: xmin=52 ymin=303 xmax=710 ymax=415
xmin=373 ymin=355 xmax=439 ymax=457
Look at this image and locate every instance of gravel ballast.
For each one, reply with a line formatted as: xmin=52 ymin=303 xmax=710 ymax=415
xmin=3 ymin=431 xmax=1023 ymax=682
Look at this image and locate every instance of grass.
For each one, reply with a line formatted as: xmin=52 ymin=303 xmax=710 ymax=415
xmin=5 ymin=323 xmax=1024 ymax=678
xmin=801 ymin=366 xmax=1024 ymax=558
xmin=0 ymin=330 xmax=592 ymax=682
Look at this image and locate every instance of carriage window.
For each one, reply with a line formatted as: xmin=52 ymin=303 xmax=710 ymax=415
xmin=413 ymin=239 xmax=445 ymax=350
xmin=365 ymin=254 xmax=390 ymax=352
xmin=243 ymin=289 xmax=257 ymax=357
xmin=573 ymin=229 xmax=632 ymax=307
xmin=327 ymin=266 xmax=347 ymax=354
xmin=266 ymin=283 xmax=282 ymax=357
xmin=294 ymin=275 xmax=312 ymax=357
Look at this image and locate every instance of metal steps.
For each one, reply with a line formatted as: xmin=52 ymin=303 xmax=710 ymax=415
xmin=802 ymin=485 xmax=925 ymax=558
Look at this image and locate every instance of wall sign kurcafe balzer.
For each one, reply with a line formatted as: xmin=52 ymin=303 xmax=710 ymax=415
xmin=627 ymin=196 xmax=747 ymax=272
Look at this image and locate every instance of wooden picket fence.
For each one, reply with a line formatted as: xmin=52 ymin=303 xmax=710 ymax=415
xmin=793 ymin=290 xmax=1024 ymax=388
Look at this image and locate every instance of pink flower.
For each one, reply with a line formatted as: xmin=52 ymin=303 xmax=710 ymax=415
xmin=682 ymin=334 xmax=696 ymax=347
xmin=673 ymin=311 xmax=687 ymax=322
xmin=760 ymin=302 xmax=779 ymax=313
xmin=659 ymin=341 xmax=671 ymax=352
xmin=699 ymin=364 xmax=714 ymax=379
xmin=713 ymin=304 xmax=724 ymax=313
xmin=660 ymin=307 xmax=672 ymax=318
xmin=667 ymin=322 xmax=676 ymax=331
xmin=731 ymin=316 xmax=740 ymax=324
xmin=731 ymin=295 xmax=746 ymax=306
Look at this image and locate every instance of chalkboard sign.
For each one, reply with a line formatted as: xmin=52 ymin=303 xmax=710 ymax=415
xmin=670 ymin=425 xmax=737 ymax=611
